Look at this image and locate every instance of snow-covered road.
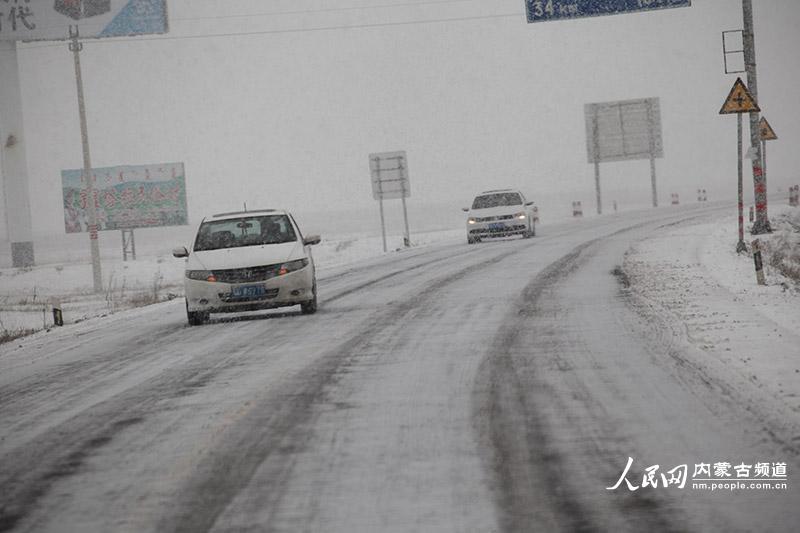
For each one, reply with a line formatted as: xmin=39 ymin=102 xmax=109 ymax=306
xmin=1 ymin=205 xmax=797 ymax=532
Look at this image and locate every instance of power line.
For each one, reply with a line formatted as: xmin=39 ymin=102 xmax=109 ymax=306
xmin=2 ymin=0 xmax=482 ymax=36
xmin=172 ymin=0 xmax=480 ymax=22
xmin=14 ymin=11 xmax=523 ymax=51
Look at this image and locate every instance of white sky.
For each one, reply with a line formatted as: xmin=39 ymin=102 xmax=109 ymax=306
xmin=6 ymin=0 xmax=800 ymax=236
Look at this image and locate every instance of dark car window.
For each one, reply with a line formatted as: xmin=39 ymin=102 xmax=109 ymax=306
xmin=194 ymin=215 xmax=297 ymax=251
xmin=472 ymin=193 xmax=523 ymax=209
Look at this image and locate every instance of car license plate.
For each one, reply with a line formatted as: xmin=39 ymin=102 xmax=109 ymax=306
xmin=488 ymin=222 xmax=505 ymax=230
xmin=231 ymin=284 xmax=266 ymax=298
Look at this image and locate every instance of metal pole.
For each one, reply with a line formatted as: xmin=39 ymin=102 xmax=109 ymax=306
xmin=70 ymin=26 xmax=102 ymax=292
xmin=737 ymin=113 xmax=746 ymax=253
xmin=647 ymin=100 xmax=658 ymax=207
xmin=399 ymin=159 xmax=410 ymax=247
xmin=593 ymin=107 xmax=602 ymax=214
xmin=379 ymin=196 xmax=387 ymax=253
xmin=374 ymin=157 xmax=387 ymax=253
xmin=761 ymin=139 xmax=767 ymax=198
xmin=400 ymin=196 xmax=410 ymax=247
xmin=742 ymin=0 xmax=770 ymax=233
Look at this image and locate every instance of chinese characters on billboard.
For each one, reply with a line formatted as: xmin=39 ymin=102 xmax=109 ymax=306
xmin=62 ymin=162 xmax=188 ymax=233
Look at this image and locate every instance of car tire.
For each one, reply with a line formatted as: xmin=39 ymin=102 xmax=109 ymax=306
xmin=524 ymin=221 xmax=536 ymax=238
xmin=301 ymin=282 xmax=318 ymax=314
xmin=186 ymin=302 xmax=208 ymax=326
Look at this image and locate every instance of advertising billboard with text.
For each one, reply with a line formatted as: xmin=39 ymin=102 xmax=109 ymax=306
xmin=62 ymin=162 xmax=187 ymax=233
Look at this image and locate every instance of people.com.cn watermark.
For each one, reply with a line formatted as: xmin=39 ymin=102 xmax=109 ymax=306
xmin=606 ymin=457 xmax=788 ymax=492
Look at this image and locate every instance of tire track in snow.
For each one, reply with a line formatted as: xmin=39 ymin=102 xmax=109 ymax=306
xmin=471 ymin=220 xmax=706 ymax=533
xmin=156 ymin=243 xmax=532 ymax=533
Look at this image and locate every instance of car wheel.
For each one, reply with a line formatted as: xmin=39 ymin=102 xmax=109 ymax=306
xmin=186 ymin=302 xmax=208 ymax=326
xmin=523 ymin=222 xmax=535 ymax=238
xmin=301 ymin=282 xmax=318 ymax=314
xmin=467 ymin=236 xmax=476 ymax=244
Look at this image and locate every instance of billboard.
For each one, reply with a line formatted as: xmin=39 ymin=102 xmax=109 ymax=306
xmin=585 ymin=98 xmax=663 ymax=164
xmin=62 ymin=162 xmax=187 ymax=233
xmin=0 ymin=0 xmax=168 ymax=41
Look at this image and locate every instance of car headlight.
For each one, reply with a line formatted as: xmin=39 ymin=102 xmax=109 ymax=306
xmin=514 ymin=212 xmax=526 ymax=220
xmin=278 ymin=258 xmax=309 ymax=276
xmin=186 ymin=270 xmax=216 ymax=282
xmin=467 ymin=218 xmax=476 ymax=225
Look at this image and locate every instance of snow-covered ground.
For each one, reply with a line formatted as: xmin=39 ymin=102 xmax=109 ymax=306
xmin=1 ymin=204 xmax=798 ymax=532
xmin=624 ymin=205 xmax=800 ymax=439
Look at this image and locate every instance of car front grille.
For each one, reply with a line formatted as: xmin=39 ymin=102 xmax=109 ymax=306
xmin=212 ymin=264 xmax=281 ymax=283
xmin=469 ymin=224 xmax=526 ymax=235
xmin=474 ymin=214 xmax=514 ymax=222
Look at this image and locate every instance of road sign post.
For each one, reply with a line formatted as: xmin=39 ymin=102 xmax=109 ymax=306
xmin=369 ymin=151 xmax=411 ymax=251
xmin=585 ymin=98 xmax=663 ymax=213
xmin=759 ymin=117 xmax=777 ymax=213
xmin=720 ymin=77 xmax=759 ymax=253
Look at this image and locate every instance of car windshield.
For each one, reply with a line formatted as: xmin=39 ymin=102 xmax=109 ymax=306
xmin=194 ymin=214 xmax=297 ymax=251
xmin=472 ymin=193 xmax=523 ymax=209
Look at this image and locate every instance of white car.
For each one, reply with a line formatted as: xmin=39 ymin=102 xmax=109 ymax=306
xmin=462 ymin=189 xmax=536 ymax=244
xmin=172 ymin=209 xmax=320 ymax=325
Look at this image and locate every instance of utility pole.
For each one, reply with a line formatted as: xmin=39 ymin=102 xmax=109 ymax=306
xmin=742 ymin=0 xmax=771 ymax=234
xmin=70 ymin=26 xmax=103 ymax=292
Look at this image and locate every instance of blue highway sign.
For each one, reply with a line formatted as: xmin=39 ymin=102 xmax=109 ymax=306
xmin=526 ymin=0 xmax=691 ymax=23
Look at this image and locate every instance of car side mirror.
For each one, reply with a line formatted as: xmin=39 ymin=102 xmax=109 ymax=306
xmin=525 ymin=201 xmax=534 ymax=206
xmin=462 ymin=207 xmax=469 ymax=212
xmin=303 ymin=235 xmax=321 ymax=246
xmin=172 ymin=246 xmax=189 ymax=258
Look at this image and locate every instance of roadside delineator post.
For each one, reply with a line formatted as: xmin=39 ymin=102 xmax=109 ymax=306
xmin=702 ymin=189 xmax=707 ymax=201
xmin=749 ymin=206 xmax=754 ymax=222
xmin=613 ymin=200 xmax=618 ymax=213
xmin=790 ymin=185 xmax=799 ymax=207
xmin=671 ymin=193 xmax=679 ymax=205
xmin=532 ymin=206 xmax=539 ymax=223
xmin=697 ymin=189 xmax=702 ymax=202
xmin=751 ymin=239 xmax=766 ymax=285
xmin=572 ymin=201 xmax=583 ymax=217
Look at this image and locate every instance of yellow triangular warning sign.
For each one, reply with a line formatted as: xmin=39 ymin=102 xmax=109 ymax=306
xmin=759 ymin=117 xmax=777 ymax=140
xmin=720 ymin=78 xmax=760 ymax=114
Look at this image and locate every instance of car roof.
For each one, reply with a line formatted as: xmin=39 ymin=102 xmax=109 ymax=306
xmin=208 ymin=209 xmax=288 ymax=220
xmin=477 ymin=189 xmax=522 ymax=195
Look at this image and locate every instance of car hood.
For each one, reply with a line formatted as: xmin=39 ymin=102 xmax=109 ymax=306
xmin=468 ymin=205 xmax=524 ymax=218
xmin=188 ymin=241 xmax=303 ymax=270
